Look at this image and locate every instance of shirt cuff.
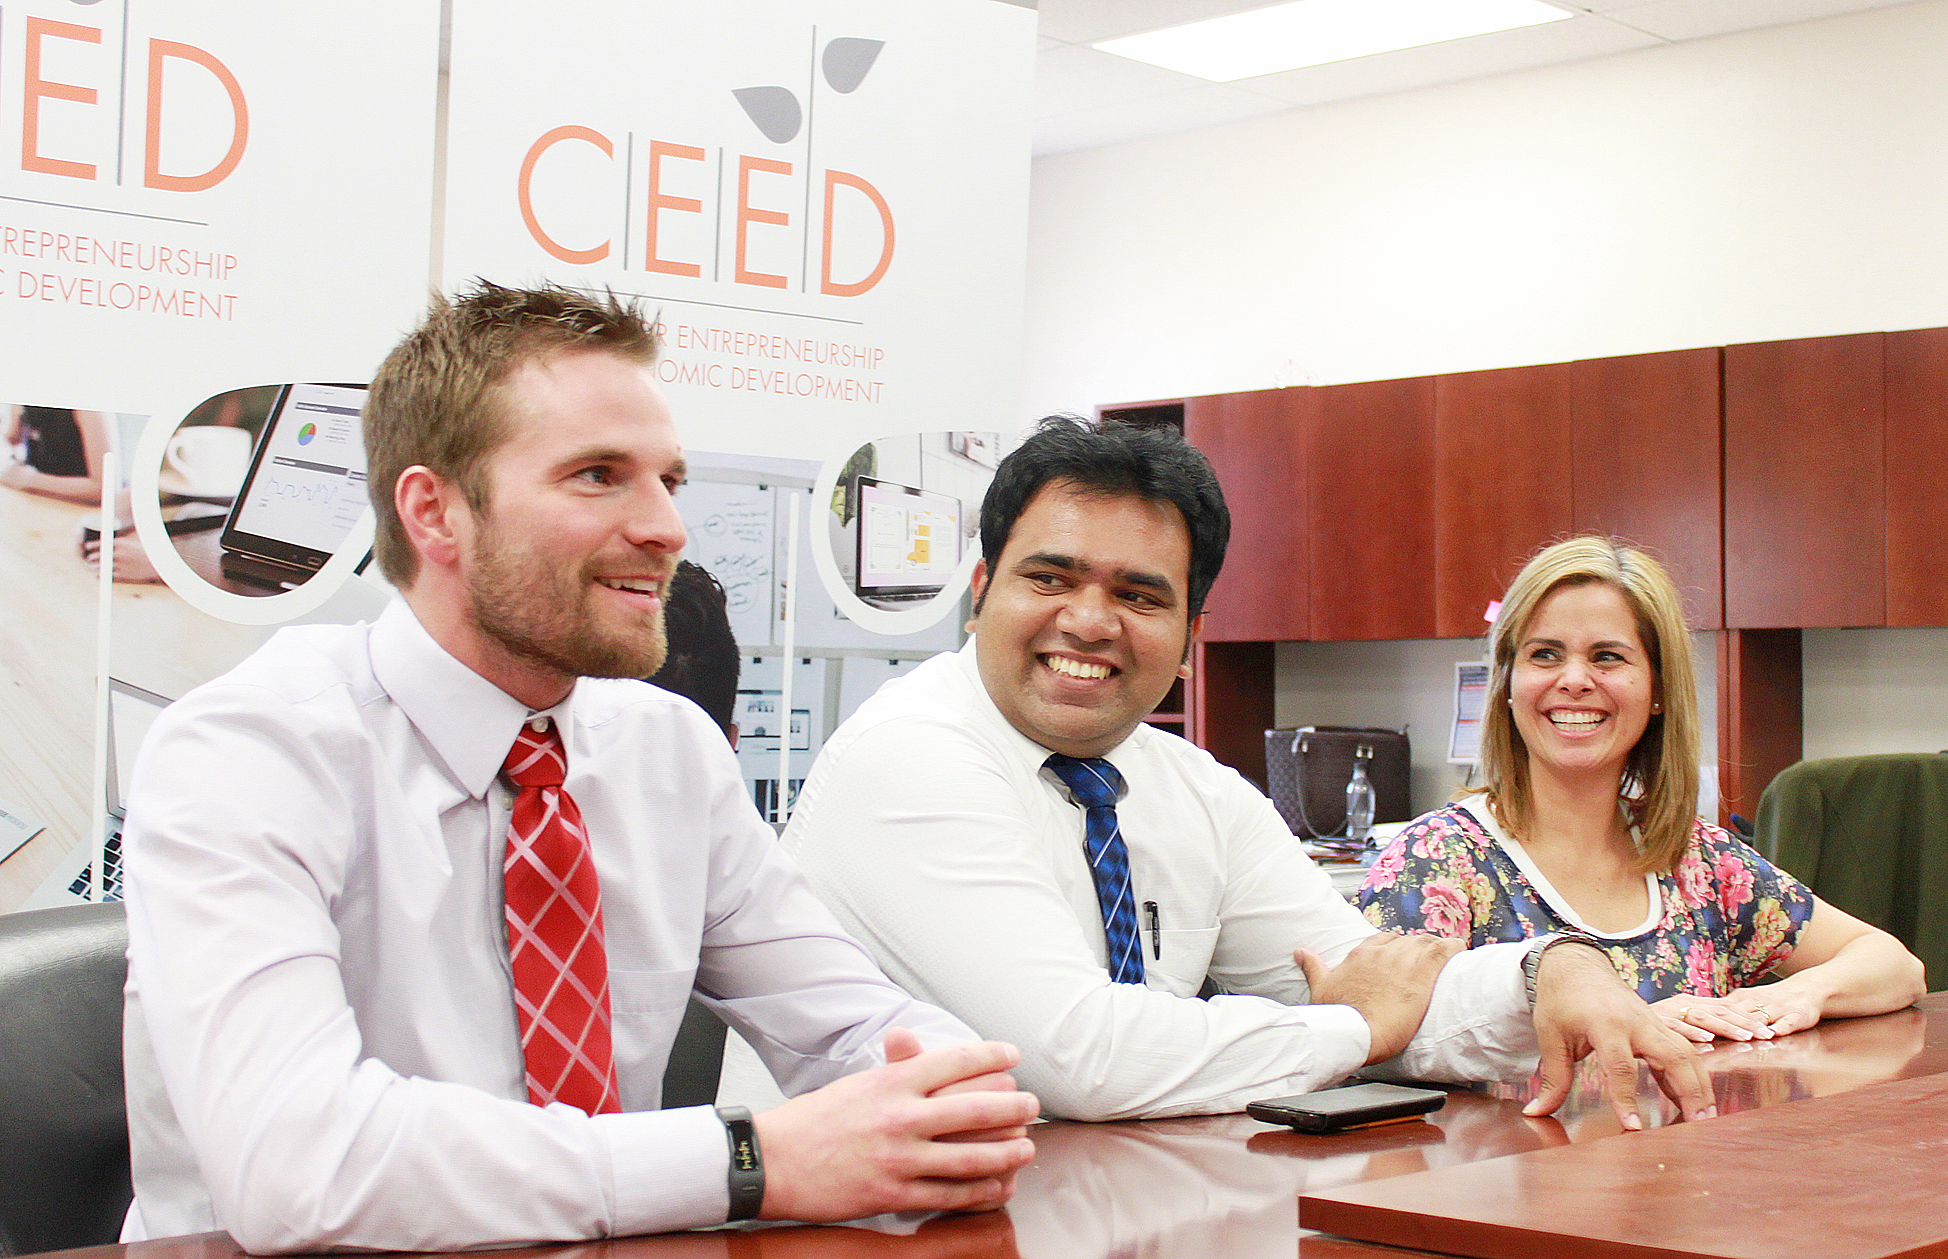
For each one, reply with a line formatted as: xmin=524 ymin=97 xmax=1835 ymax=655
xmin=597 ymin=1103 xmax=739 ymax=1234
xmin=1304 ymin=1002 xmax=1374 ymax=1075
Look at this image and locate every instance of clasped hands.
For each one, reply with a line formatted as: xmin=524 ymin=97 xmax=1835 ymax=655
xmin=1300 ymin=932 xmax=1717 ymax=1132
xmin=751 ymin=1028 xmax=1039 ymax=1223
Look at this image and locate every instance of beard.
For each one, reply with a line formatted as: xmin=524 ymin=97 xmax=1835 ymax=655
xmin=465 ymin=525 xmax=670 ymax=682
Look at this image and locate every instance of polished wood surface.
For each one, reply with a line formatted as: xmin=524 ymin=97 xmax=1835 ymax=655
xmin=1723 ymin=332 xmax=1885 ymax=630
xmin=1185 ymin=388 xmax=1310 ymax=643
xmin=53 ymin=995 xmax=1948 ymax=1259
xmin=0 ymin=490 xmax=261 ymax=910
xmin=1303 ymin=1069 xmax=1948 ymax=1258
xmin=1570 ymin=347 xmax=1725 ymax=631
xmin=1883 ymin=327 xmax=1948 ymax=628
xmin=1310 ymin=376 xmax=1437 ymax=642
xmin=1432 ymin=362 xmax=1574 ymax=639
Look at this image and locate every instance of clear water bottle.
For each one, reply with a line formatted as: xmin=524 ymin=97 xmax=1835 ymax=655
xmin=1344 ymin=744 xmax=1376 ymax=845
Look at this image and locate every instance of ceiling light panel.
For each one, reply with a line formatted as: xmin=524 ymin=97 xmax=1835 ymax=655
xmin=1095 ymin=0 xmax=1577 ymax=82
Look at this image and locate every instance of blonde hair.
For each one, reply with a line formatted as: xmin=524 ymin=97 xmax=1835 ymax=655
xmin=364 ymin=280 xmax=657 ymax=587
xmin=1468 ymin=537 xmax=1701 ymax=873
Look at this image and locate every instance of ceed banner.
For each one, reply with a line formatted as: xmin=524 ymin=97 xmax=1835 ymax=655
xmin=0 ymin=0 xmax=440 ymax=417
xmin=443 ymin=0 xmax=1035 ymax=460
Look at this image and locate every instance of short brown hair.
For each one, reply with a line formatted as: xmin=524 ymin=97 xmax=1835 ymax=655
xmin=1467 ymin=536 xmax=1701 ymax=873
xmin=364 ymin=279 xmax=658 ymax=586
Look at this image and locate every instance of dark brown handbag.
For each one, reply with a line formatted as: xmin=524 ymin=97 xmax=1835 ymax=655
xmin=1263 ymin=726 xmax=1411 ymax=839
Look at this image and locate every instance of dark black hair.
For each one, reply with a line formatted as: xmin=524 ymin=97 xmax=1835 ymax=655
xmin=978 ymin=415 xmax=1230 ymax=618
xmin=647 ymin=560 xmax=740 ymax=743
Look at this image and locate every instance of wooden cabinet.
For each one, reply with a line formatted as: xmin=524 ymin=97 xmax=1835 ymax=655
xmin=1724 ymin=333 xmax=1885 ymax=628
xmin=1310 ymin=376 xmax=1438 ymax=641
xmin=1570 ymin=348 xmax=1725 ymax=630
xmin=1188 ymin=641 xmax=1275 ymax=791
xmin=1108 ymin=324 xmax=1948 ymax=818
xmin=1884 ymin=328 xmax=1948 ymax=627
xmin=1433 ymin=363 xmax=1574 ymax=638
xmin=1717 ymin=629 xmax=1803 ymax=826
xmin=1183 ymin=388 xmax=1309 ymax=642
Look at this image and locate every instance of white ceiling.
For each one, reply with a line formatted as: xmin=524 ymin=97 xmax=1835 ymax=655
xmin=1033 ymin=0 xmax=1915 ymax=155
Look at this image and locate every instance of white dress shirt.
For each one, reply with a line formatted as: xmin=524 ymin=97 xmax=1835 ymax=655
xmin=782 ymin=641 xmax=1540 ymax=1121
xmin=121 ymin=600 xmax=974 ymax=1253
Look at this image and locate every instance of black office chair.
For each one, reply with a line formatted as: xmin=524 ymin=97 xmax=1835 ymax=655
xmin=0 ymin=903 xmax=133 ymax=1257
xmin=660 ymin=997 xmax=728 ymax=1109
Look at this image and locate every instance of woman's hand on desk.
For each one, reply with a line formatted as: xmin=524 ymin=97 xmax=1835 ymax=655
xmin=1658 ymin=902 xmax=1926 ymax=1042
xmin=1653 ymin=992 xmax=1785 ymax=1043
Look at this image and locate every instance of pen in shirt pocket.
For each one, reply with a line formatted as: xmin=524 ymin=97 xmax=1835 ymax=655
xmin=1144 ymin=900 xmax=1161 ymax=960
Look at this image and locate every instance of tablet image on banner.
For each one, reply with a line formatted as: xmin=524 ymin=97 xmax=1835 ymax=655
xmin=219 ymin=384 xmax=371 ymax=591
xmin=853 ymin=475 xmax=961 ymax=608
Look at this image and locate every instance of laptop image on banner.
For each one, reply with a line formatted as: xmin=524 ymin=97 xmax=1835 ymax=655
xmin=219 ymin=382 xmax=370 ymax=590
xmin=87 ymin=677 xmax=175 ymax=901
xmin=852 ymin=475 xmax=961 ymax=607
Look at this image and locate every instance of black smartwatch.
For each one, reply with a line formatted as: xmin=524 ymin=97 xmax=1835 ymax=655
xmin=716 ymin=1105 xmax=765 ymax=1221
xmin=1522 ymin=930 xmax=1607 ymax=1008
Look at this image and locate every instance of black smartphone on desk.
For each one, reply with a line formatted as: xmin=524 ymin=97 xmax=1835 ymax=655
xmin=1246 ymin=1082 xmax=1446 ymax=1133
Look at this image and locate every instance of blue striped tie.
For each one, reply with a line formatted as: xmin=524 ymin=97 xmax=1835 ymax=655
xmin=1045 ymin=753 xmax=1144 ymax=985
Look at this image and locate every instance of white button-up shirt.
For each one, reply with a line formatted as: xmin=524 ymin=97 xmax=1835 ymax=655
xmin=122 ymin=600 xmax=973 ymax=1252
xmin=784 ymin=641 xmax=1539 ymax=1121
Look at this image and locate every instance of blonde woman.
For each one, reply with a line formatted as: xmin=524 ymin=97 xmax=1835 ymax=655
xmin=1358 ymin=537 xmax=1923 ymax=1042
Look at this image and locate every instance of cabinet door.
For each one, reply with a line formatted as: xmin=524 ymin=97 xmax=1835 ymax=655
xmin=1724 ymin=333 xmax=1885 ymax=629
xmin=1433 ymin=363 xmax=1575 ymax=638
xmin=1185 ymin=388 xmax=1310 ymax=642
xmin=1570 ymin=348 xmax=1724 ymax=630
xmin=1885 ymin=328 xmax=1948 ymax=627
xmin=1310 ymin=376 xmax=1437 ymax=640
xmin=1188 ymin=641 xmax=1276 ymax=791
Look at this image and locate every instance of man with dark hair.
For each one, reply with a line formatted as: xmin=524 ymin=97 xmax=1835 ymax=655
xmin=649 ymin=560 xmax=741 ymax=744
xmin=786 ymin=416 xmax=1713 ymax=1128
xmin=120 ymin=281 xmax=1035 ymax=1253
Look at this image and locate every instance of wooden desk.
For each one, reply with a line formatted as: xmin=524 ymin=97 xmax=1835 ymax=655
xmin=54 ymin=994 xmax=1948 ymax=1259
xmin=0 ymin=490 xmax=262 ymax=910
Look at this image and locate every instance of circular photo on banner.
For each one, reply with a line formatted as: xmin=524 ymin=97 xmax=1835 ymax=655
xmin=811 ymin=429 xmax=1020 ymax=636
xmin=128 ymin=383 xmax=376 ymax=624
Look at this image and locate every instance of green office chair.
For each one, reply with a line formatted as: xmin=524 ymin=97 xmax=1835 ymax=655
xmin=0 ymin=903 xmax=133 ymax=1257
xmin=1754 ymin=753 xmax=1948 ymax=991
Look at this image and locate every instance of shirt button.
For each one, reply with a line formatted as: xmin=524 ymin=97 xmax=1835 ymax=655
xmin=528 ymin=716 xmax=550 ymax=733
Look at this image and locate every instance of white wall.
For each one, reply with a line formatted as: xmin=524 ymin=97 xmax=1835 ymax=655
xmin=1025 ymin=0 xmax=1948 ymax=773
xmin=1024 ymin=0 xmax=1948 ymax=411
xmin=1804 ymin=628 xmax=1948 ymax=760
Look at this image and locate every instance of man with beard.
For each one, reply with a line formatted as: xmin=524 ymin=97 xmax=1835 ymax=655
xmin=118 ymin=283 xmax=1036 ymax=1253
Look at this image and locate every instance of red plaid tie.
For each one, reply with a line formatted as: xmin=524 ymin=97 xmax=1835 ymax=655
xmin=502 ymin=718 xmax=620 ymax=1114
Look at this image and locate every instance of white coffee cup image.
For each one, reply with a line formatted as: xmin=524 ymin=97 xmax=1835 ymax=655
xmin=163 ymin=424 xmax=252 ymax=498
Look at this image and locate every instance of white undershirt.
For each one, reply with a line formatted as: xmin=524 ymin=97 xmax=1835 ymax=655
xmin=1463 ymin=800 xmax=1663 ymax=939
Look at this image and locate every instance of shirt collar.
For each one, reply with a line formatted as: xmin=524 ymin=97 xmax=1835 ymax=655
xmin=369 ymin=599 xmax=575 ymax=800
xmin=950 ymin=635 xmax=1145 ymax=784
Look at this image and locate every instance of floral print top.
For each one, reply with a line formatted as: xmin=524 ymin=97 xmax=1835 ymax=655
xmin=1355 ymin=801 xmax=1814 ymax=1001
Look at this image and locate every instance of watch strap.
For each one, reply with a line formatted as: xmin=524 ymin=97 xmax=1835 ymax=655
xmin=1522 ymin=930 xmax=1607 ymax=1008
xmin=717 ymin=1105 xmax=765 ymax=1221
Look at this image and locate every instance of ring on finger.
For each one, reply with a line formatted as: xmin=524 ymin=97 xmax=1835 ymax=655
xmin=1679 ymin=1006 xmax=1693 ymax=1020
xmin=1753 ymin=1006 xmax=1771 ymax=1021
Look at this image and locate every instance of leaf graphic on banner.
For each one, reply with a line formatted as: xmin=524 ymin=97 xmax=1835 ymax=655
xmin=732 ymin=86 xmax=802 ymax=143
xmin=822 ymin=39 xmax=884 ymax=94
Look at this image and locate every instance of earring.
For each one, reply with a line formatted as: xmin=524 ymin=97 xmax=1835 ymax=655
xmin=1652 ymin=702 xmax=1663 ymax=713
